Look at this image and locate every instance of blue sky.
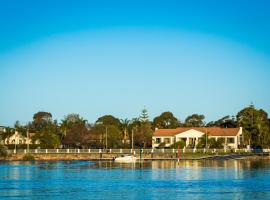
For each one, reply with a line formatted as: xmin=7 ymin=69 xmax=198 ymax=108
xmin=0 ymin=0 xmax=270 ymax=126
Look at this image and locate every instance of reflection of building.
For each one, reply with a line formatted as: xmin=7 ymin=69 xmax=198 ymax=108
xmin=153 ymin=127 xmax=243 ymax=149
xmin=4 ymin=131 xmax=39 ymax=145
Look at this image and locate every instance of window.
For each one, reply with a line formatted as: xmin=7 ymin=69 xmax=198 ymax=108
xmin=156 ymin=138 xmax=161 ymax=143
xmin=227 ymin=137 xmax=235 ymax=143
xmin=164 ymin=138 xmax=171 ymax=144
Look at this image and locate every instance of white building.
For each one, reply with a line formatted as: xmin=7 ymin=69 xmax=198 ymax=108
xmin=4 ymin=131 xmax=39 ymax=145
xmin=153 ymin=127 xmax=243 ymax=149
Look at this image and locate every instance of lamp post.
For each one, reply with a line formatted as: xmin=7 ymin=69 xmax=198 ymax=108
xmin=203 ymin=123 xmax=208 ymax=152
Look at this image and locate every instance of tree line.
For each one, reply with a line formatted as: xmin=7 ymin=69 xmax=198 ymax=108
xmin=1 ymin=105 xmax=270 ymax=149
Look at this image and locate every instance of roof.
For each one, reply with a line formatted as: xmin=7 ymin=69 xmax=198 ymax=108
xmin=153 ymin=127 xmax=241 ymax=137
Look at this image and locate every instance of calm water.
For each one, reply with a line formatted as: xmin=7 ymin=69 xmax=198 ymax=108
xmin=0 ymin=159 xmax=270 ymax=200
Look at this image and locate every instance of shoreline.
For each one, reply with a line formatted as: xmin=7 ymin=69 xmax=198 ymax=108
xmin=1 ymin=153 xmax=268 ymax=161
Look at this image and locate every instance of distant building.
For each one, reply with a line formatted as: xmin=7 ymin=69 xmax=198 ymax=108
xmin=4 ymin=131 xmax=39 ymax=145
xmin=153 ymin=127 xmax=243 ymax=149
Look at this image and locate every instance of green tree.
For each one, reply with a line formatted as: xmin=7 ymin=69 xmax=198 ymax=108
xmin=96 ymin=115 xmax=121 ymax=128
xmin=95 ymin=115 xmax=122 ymax=148
xmin=184 ymin=114 xmax=205 ymax=127
xmin=1 ymin=127 xmax=15 ymax=143
xmin=133 ymin=122 xmax=153 ymax=148
xmin=32 ymin=111 xmax=52 ymax=131
xmin=120 ymin=118 xmax=130 ymax=145
xmin=208 ymin=138 xmax=225 ymax=149
xmin=207 ymin=115 xmax=237 ymax=128
xmin=196 ymin=134 xmax=208 ymax=148
xmin=60 ymin=114 xmax=89 ymax=148
xmin=32 ymin=119 xmax=61 ymax=148
xmin=237 ymin=105 xmax=270 ymax=148
xmin=170 ymin=140 xmax=186 ymax=149
xmin=153 ymin=111 xmax=179 ymax=129
xmin=139 ymin=108 xmax=149 ymax=123
xmin=128 ymin=115 xmax=153 ymax=148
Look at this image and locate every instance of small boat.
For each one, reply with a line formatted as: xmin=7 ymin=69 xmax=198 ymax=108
xmin=114 ymin=154 xmax=137 ymax=163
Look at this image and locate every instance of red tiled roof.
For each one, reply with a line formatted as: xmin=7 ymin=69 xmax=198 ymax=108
xmin=153 ymin=127 xmax=241 ymax=137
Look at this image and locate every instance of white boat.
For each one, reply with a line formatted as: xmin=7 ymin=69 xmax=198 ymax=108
xmin=114 ymin=154 xmax=137 ymax=163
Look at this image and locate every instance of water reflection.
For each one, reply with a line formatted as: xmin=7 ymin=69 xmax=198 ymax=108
xmin=0 ymin=159 xmax=270 ymax=200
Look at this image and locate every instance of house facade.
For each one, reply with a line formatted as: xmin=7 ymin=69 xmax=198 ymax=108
xmin=153 ymin=127 xmax=243 ymax=149
xmin=4 ymin=131 xmax=39 ymax=145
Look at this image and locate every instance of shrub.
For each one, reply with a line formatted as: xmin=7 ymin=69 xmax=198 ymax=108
xmin=23 ymin=154 xmax=35 ymax=161
xmin=170 ymin=140 xmax=186 ymax=149
xmin=158 ymin=142 xmax=166 ymax=148
xmin=196 ymin=136 xmax=207 ymax=148
xmin=208 ymin=138 xmax=225 ymax=149
xmin=0 ymin=144 xmax=8 ymax=157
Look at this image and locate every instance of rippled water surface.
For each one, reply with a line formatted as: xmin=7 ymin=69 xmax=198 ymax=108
xmin=1 ymin=159 xmax=270 ymax=199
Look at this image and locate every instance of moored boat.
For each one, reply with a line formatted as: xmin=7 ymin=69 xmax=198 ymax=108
xmin=114 ymin=154 xmax=137 ymax=162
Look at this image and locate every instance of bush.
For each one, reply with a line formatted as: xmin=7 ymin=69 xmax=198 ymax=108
xmin=170 ymin=140 xmax=186 ymax=149
xmin=196 ymin=135 xmax=207 ymax=148
xmin=23 ymin=154 xmax=35 ymax=161
xmin=158 ymin=142 xmax=166 ymax=148
xmin=0 ymin=144 xmax=8 ymax=157
xmin=208 ymin=138 xmax=225 ymax=149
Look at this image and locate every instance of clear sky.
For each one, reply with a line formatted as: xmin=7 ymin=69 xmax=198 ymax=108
xmin=0 ymin=0 xmax=270 ymax=126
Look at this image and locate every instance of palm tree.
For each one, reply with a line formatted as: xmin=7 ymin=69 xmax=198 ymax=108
xmin=60 ymin=120 xmax=69 ymax=146
xmin=120 ymin=118 xmax=130 ymax=145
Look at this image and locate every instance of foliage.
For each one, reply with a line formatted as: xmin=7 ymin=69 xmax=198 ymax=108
xmin=1 ymin=127 xmax=15 ymax=141
xmin=91 ymin=115 xmax=123 ymax=148
xmin=157 ymin=142 xmax=166 ymax=148
xmin=22 ymin=154 xmax=35 ymax=161
xmin=3 ymin=105 xmax=270 ymax=150
xmin=153 ymin=111 xmax=179 ymax=129
xmin=170 ymin=140 xmax=186 ymax=149
xmin=29 ymin=112 xmax=62 ymax=148
xmin=0 ymin=144 xmax=8 ymax=157
xmin=96 ymin=115 xmax=120 ymax=128
xmin=208 ymin=138 xmax=225 ymax=149
xmin=59 ymin=114 xmax=89 ymax=148
xmin=184 ymin=114 xmax=205 ymax=127
xmin=237 ymin=105 xmax=270 ymax=148
xmin=133 ymin=122 xmax=153 ymax=148
xmin=120 ymin=118 xmax=130 ymax=144
xmin=139 ymin=108 xmax=149 ymax=123
xmin=32 ymin=111 xmax=52 ymax=131
xmin=207 ymin=115 xmax=237 ymax=128
xmin=196 ymin=135 xmax=208 ymax=148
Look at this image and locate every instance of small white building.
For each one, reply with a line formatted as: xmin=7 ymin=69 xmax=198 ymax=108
xmin=4 ymin=131 xmax=39 ymax=145
xmin=153 ymin=127 xmax=243 ymax=149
